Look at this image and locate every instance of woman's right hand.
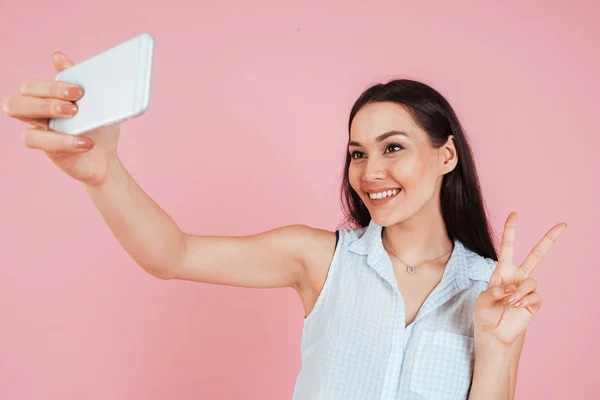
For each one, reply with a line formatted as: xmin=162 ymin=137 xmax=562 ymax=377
xmin=3 ymin=52 xmax=120 ymax=186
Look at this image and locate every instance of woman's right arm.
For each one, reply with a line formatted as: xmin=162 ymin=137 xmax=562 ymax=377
xmin=3 ymin=51 xmax=335 ymax=296
xmin=86 ymin=155 xmax=338 ymax=309
xmin=85 ymin=155 xmax=324 ymax=288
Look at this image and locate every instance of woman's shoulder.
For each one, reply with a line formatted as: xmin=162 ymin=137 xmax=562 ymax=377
xmin=459 ymin=242 xmax=497 ymax=284
xmin=291 ymin=223 xmax=366 ymax=248
xmin=292 ymin=224 xmax=365 ymax=292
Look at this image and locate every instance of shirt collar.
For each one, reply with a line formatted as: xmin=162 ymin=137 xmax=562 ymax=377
xmin=347 ymin=219 xmax=492 ymax=291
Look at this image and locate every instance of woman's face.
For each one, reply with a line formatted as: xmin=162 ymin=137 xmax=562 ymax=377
xmin=348 ymin=101 xmax=457 ymax=227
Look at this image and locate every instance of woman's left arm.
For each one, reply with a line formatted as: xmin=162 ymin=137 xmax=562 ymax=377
xmin=508 ymin=333 xmax=526 ymax=399
xmin=468 ymin=331 xmax=525 ymax=400
xmin=468 ymin=212 xmax=566 ymax=400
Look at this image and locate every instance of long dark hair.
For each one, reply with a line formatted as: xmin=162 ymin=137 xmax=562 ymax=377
xmin=340 ymin=79 xmax=498 ymax=261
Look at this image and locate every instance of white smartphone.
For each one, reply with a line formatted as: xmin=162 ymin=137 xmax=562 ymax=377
xmin=49 ymin=33 xmax=155 ymax=135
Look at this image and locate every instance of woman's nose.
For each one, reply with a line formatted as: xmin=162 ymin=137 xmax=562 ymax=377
xmin=363 ymin=162 xmax=387 ymax=181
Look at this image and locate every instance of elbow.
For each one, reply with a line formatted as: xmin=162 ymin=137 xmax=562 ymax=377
xmin=137 ymin=234 xmax=187 ymax=280
xmin=149 ymin=268 xmax=177 ymax=280
xmin=140 ymin=262 xmax=179 ymax=280
xmin=141 ymin=237 xmax=187 ymax=280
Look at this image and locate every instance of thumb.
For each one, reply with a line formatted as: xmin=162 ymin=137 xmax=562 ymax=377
xmin=52 ymin=52 xmax=75 ymax=72
xmin=477 ymin=283 xmax=516 ymax=310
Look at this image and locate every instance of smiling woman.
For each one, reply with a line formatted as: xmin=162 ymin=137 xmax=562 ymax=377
xmin=3 ymin=53 xmax=566 ymax=400
xmin=341 ymin=80 xmax=497 ymax=262
xmin=348 ymin=130 xmax=407 ymax=205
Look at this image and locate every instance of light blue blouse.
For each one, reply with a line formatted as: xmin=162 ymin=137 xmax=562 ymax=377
xmin=292 ymin=219 xmax=496 ymax=400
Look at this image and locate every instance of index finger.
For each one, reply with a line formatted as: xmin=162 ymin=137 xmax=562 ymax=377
xmin=20 ymin=79 xmax=83 ymax=101
xmin=520 ymin=223 xmax=567 ymax=276
xmin=498 ymin=212 xmax=518 ymax=265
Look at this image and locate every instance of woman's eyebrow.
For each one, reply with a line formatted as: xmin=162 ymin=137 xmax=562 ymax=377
xmin=348 ymin=130 xmax=410 ymax=147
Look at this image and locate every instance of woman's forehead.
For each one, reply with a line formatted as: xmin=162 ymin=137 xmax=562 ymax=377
xmin=350 ymin=102 xmax=422 ymax=143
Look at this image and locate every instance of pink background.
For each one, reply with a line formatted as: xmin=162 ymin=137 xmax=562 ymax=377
xmin=1 ymin=1 xmax=598 ymax=399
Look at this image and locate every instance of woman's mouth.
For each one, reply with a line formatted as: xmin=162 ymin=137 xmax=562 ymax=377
xmin=366 ymin=188 xmax=402 ymax=206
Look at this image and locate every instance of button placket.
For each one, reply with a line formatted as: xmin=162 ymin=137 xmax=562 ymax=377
xmin=380 ymin=291 xmax=406 ymax=399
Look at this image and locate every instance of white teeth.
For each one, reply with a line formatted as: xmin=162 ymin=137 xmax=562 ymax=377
xmin=368 ymin=189 xmax=400 ymax=200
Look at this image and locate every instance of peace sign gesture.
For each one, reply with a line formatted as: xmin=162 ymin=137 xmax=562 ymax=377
xmin=473 ymin=212 xmax=567 ymax=344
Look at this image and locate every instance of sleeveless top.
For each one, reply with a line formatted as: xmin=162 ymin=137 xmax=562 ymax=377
xmin=292 ymin=219 xmax=496 ymax=400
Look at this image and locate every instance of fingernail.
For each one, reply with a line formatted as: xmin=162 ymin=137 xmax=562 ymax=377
xmin=513 ymin=301 xmax=521 ymax=307
xmin=63 ymin=86 xmax=83 ymax=99
xmin=505 ymin=295 xmax=517 ymax=305
xmin=504 ymin=285 xmax=516 ymax=294
xmin=74 ymin=137 xmax=93 ymax=148
xmin=57 ymin=103 xmax=77 ymax=116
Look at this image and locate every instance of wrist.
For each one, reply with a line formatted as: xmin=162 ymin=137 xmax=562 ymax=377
xmin=470 ymin=329 xmax=516 ymax=400
xmin=83 ymin=152 xmax=124 ymax=190
xmin=474 ymin=327 xmax=522 ymax=363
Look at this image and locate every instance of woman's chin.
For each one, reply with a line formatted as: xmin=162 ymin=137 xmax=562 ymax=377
xmin=369 ymin=212 xmax=404 ymax=228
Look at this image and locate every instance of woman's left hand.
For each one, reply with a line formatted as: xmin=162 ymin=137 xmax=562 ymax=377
xmin=473 ymin=212 xmax=567 ymax=345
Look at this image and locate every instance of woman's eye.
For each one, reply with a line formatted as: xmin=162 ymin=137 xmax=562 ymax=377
xmin=351 ymin=144 xmax=402 ymax=159
xmin=385 ymin=144 xmax=403 ymax=154
xmin=351 ymin=151 xmax=365 ymax=159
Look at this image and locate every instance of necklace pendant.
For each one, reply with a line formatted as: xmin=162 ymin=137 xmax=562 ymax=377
xmin=406 ymin=266 xmax=415 ymax=274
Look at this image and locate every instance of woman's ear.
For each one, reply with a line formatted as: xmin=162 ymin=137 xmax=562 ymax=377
xmin=440 ymin=135 xmax=458 ymax=174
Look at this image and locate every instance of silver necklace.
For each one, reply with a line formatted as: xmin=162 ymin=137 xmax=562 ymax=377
xmin=382 ymin=241 xmax=453 ymax=274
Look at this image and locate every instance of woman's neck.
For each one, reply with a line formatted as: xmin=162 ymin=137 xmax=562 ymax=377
xmin=381 ymin=202 xmax=453 ymax=267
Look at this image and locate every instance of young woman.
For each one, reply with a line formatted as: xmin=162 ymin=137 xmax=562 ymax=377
xmin=4 ymin=52 xmax=566 ymax=400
